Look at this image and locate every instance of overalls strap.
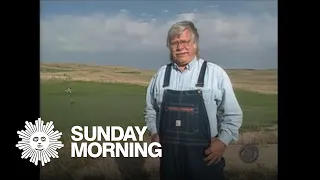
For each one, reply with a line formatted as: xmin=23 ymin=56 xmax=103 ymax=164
xmin=162 ymin=63 xmax=172 ymax=88
xmin=162 ymin=61 xmax=208 ymax=88
xmin=195 ymin=61 xmax=207 ymax=87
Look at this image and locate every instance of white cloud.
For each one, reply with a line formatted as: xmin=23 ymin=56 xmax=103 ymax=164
xmin=40 ymin=9 xmax=277 ymax=69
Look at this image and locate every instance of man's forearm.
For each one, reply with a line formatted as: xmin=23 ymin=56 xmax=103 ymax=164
xmin=144 ymin=103 xmax=158 ymax=136
xmin=144 ymin=75 xmax=158 ymax=136
xmin=217 ymin=115 xmax=242 ymax=146
xmin=217 ymin=101 xmax=243 ymax=146
xmin=216 ymin=70 xmax=243 ymax=146
xmin=145 ymin=116 xmax=157 ymax=136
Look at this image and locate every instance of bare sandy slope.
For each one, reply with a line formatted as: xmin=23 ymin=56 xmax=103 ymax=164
xmin=144 ymin=144 xmax=277 ymax=175
xmin=40 ymin=143 xmax=277 ymax=180
xmin=40 ymin=62 xmax=277 ymax=94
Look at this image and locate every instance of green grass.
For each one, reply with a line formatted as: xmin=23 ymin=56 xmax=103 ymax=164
xmin=40 ymin=67 xmax=74 ymax=73
xmin=40 ymin=80 xmax=277 ymax=136
xmin=235 ymin=89 xmax=277 ymax=130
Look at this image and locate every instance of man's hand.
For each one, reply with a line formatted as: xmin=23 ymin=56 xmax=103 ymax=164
xmin=204 ymin=137 xmax=226 ymax=165
xmin=151 ymin=133 xmax=160 ymax=143
xmin=150 ymin=133 xmax=160 ymax=151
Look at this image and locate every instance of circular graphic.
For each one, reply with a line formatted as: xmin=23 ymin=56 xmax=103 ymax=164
xmin=239 ymin=145 xmax=259 ymax=163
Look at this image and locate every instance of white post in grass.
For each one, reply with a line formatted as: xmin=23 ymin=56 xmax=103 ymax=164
xmin=65 ymin=87 xmax=75 ymax=107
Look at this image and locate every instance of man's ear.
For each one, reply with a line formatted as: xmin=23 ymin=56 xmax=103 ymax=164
xmin=193 ymin=43 xmax=197 ymax=49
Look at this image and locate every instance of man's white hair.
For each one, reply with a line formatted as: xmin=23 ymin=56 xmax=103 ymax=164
xmin=166 ymin=21 xmax=200 ymax=61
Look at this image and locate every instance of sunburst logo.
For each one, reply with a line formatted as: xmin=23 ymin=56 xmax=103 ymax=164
xmin=16 ymin=118 xmax=64 ymax=166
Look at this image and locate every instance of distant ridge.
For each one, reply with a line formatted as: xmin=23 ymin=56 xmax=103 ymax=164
xmin=40 ymin=63 xmax=277 ymax=94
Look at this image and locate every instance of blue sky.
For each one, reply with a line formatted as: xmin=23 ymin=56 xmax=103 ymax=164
xmin=40 ymin=0 xmax=278 ymax=70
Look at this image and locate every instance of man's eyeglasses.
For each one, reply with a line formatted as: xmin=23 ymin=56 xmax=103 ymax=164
xmin=169 ymin=40 xmax=191 ymax=48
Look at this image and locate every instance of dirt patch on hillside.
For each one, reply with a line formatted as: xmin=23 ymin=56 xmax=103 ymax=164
xmin=40 ymin=143 xmax=277 ymax=180
xmin=41 ymin=131 xmax=277 ymax=180
xmin=40 ymin=63 xmax=277 ymax=94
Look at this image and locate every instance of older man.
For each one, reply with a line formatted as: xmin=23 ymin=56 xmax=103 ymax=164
xmin=144 ymin=21 xmax=243 ymax=180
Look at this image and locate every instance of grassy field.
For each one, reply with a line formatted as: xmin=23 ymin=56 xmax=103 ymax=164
xmin=39 ymin=63 xmax=278 ymax=180
xmin=40 ymin=80 xmax=277 ymax=135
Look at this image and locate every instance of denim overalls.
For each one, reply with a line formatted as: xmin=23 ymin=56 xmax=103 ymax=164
xmin=159 ymin=61 xmax=225 ymax=180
